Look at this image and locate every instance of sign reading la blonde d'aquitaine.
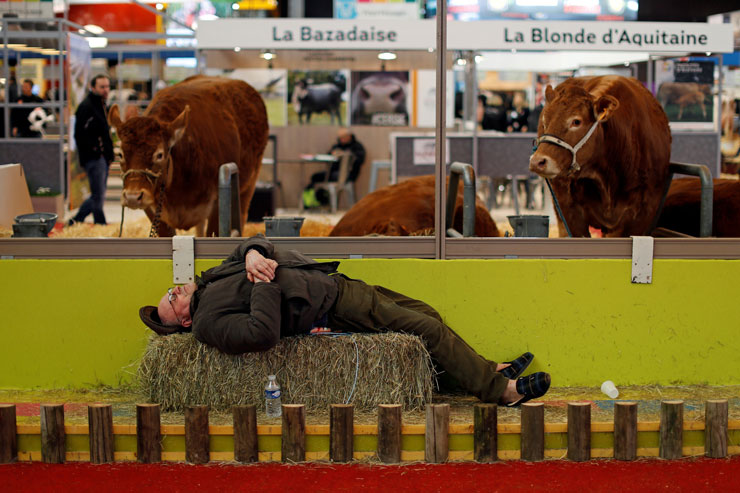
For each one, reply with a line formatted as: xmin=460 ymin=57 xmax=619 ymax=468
xmin=197 ymin=19 xmax=733 ymax=54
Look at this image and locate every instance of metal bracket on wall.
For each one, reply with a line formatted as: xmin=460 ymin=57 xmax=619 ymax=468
xmin=172 ymin=235 xmax=194 ymax=284
xmin=631 ymin=236 xmax=654 ymax=284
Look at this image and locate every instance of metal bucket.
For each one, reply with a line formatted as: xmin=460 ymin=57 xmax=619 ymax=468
xmin=264 ymin=216 xmax=305 ymax=237
xmin=507 ymin=215 xmax=550 ymax=238
xmin=12 ymin=213 xmax=58 ymax=238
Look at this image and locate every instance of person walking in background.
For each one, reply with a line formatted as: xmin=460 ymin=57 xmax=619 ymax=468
xmin=506 ymin=92 xmax=530 ymax=133
xmin=303 ymin=128 xmax=366 ymax=208
xmin=11 ymin=79 xmax=44 ymax=138
xmin=69 ymin=74 xmax=113 ymax=226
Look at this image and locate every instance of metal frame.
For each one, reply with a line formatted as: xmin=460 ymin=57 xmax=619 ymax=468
xmin=3 ymin=237 xmax=740 ymax=260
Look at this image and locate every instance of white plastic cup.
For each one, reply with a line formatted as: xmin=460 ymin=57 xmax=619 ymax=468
xmin=600 ymin=380 xmax=619 ymax=399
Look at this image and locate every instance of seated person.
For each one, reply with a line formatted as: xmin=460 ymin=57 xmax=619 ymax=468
xmin=303 ymin=128 xmax=366 ymax=208
xmin=140 ymin=235 xmax=552 ymax=407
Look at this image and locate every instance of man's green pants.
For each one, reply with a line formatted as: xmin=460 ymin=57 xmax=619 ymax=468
xmin=328 ymin=275 xmax=508 ymax=403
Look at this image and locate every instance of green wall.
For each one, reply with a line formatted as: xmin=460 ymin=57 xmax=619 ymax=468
xmin=1 ymin=258 xmax=738 ymax=389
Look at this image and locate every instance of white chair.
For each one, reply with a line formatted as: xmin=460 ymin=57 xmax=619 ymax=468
xmin=312 ymin=151 xmax=356 ymax=213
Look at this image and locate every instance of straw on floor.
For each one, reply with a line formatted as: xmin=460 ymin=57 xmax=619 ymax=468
xmin=138 ymin=332 xmax=435 ymax=412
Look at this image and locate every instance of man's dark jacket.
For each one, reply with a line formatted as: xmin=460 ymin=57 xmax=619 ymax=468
xmin=189 ymin=236 xmax=340 ymax=354
xmin=74 ymin=91 xmax=114 ymax=165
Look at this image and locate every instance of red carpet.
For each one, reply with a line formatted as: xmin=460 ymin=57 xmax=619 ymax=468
xmin=2 ymin=457 xmax=739 ymax=492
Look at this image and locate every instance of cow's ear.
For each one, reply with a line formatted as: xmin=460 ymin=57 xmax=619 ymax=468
xmin=108 ymin=104 xmax=122 ymax=129
xmin=544 ymin=85 xmax=556 ymax=103
xmin=595 ymin=95 xmax=619 ymax=122
xmin=168 ymin=105 xmax=190 ymax=148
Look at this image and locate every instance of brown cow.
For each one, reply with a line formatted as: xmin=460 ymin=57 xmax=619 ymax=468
xmin=657 ymin=178 xmax=740 ymax=237
xmin=529 ymin=75 xmax=671 ymax=237
xmin=108 ymin=75 xmax=269 ymax=237
xmin=330 ymin=175 xmax=500 ymax=237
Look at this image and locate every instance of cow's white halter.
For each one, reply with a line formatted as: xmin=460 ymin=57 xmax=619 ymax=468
xmin=532 ymin=111 xmax=605 ymax=174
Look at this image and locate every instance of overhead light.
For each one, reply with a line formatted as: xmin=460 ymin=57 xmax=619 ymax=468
xmin=79 ymin=24 xmax=107 ymax=49
xmin=456 ymin=57 xmax=467 ymax=66
xmin=706 ymin=52 xmax=712 ymax=56
xmin=378 ymin=51 xmax=397 ymax=61
xmin=474 ymin=54 xmax=483 ymax=64
xmin=260 ymin=50 xmax=275 ymax=60
xmin=231 ymin=2 xmax=240 ymax=10
xmin=234 ymin=47 xmax=241 ymax=52
xmin=156 ymin=3 xmax=164 ymax=10
xmin=624 ymin=62 xmax=630 ymax=66
xmin=427 ymin=48 xmax=434 ymax=53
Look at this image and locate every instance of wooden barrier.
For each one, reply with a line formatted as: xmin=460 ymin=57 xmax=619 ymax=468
xmin=136 ymin=404 xmax=162 ymax=463
xmin=660 ymin=400 xmax=684 ymax=460
xmin=40 ymin=404 xmax=65 ymax=464
xmin=705 ymin=400 xmax=728 ymax=458
xmin=185 ymin=405 xmax=210 ymax=464
xmin=282 ymin=404 xmax=306 ymax=462
xmin=567 ymin=402 xmax=591 ymax=462
xmin=88 ymin=404 xmax=114 ymax=464
xmin=614 ymin=402 xmax=637 ymax=461
xmin=521 ymin=402 xmax=544 ymax=461
xmin=377 ymin=404 xmax=402 ymax=464
xmin=425 ymin=404 xmax=449 ymax=464
xmin=330 ymin=404 xmax=354 ymax=463
xmin=233 ymin=405 xmax=258 ymax=463
xmin=0 ymin=404 xmax=17 ymax=463
xmin=473 ymin=403 xmax=497 ymax=462
xmin=4 ymin=399 xmax=740 ymax=464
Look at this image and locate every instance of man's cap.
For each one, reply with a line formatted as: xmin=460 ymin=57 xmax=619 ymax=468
xmin=139 ymin=305 xmax=188 ymax=335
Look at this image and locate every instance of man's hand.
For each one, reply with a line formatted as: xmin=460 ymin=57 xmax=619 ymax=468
xmin=245 ymin=249 xmax=278 ymax=283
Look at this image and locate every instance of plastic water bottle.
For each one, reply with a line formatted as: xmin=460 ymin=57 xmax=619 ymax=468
xmin=265 ymin=375 xmax=282 ymax=418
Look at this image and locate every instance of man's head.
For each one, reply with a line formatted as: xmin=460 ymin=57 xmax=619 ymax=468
xmin=90 ymin=74 xmax=110 ymax=102
xmin=139 ymin=282 xmax=196 ymax=335
xmin=337 ymin=128 xmax=353 ymax=145
xmin=21 ymin=79 xmax=34 ymax=97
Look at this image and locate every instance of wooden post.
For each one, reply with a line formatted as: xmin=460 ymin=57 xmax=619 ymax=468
xmin=281 ymin=404 xmax=305 ymax=463
xmin=659 ymin=400 xmax=683 ymax=460
xmin=473 ymin=403 xmax=497 ymax=462
xmin=614 ymin=402 xmax=637 ymax=461
xmin=233 ymin=405 xmax=258 ymax=463
xmin=88 ymin=404 xmax=114 ymax=463
xmin=0 ymin=404 xmax=17 ymax=463
xmin=185 ymin=405 xmax=209 ymax=464
xmin=377 ymin=404 xmax=402 ymax=464
xmin=425 ymin=404 xmax=449 ymax=463
xmin=136 ymin=404 xmax=161 ymax=463
xmin=330 ymin=404 xmax=354 ymax=463
xmin=40 ymin=404 xmax=65 ymax=463
xmin=705 ymin=400 xmax=728 ymax=459
xmin=567 ymin=402 xmax=591 ymax=462
xmin=521 ymin=402 xmax=544 ymax=461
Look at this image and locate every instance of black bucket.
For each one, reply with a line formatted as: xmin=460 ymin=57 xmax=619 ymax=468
xmin=12 ymin=213 xmax=58 ymax=238
xmin=507 ymin=215 xmax=549 ymax=238
xmin=264 ymin=216 xmax=305 ymax=237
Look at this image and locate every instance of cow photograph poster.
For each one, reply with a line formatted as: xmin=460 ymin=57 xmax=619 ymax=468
xmin=350 ymin=71 xmax=410 ymax=126
xmin=655 ymin=59 xmax=715 ymax=129
xmin=230 ymin=69 xmax=288 ymax=127
xmin=287 ymin=70 xmax=348 ymax=125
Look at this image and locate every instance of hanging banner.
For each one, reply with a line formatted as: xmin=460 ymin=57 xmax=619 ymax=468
xmin=66 ymin=33 xmax=92 ymax=210
xmin=197 ymin=19 xmax=734 ymax=53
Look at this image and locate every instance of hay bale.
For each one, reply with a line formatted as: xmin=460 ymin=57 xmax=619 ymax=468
xmin=138 ymin=332 xmax=435 ymax=412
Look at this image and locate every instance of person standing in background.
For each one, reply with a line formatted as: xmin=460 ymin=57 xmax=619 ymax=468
xmin=69 ymin=75 xmax=114 ymax=226
xmin=11 ymin=79 xmax=44 ymax=138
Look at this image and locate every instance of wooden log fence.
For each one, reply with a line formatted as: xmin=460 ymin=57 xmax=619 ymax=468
xmin=0 ymin=400 xmax=736 ymax=464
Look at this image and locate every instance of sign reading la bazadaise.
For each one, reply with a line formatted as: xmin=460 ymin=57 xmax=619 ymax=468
xmin=197 ymin=19 xmax=733 ymax=53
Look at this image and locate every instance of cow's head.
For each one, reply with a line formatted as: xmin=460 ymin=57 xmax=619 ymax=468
xmin=108 ymin=104 xmax=189 ymax=209
xmin=529 ymin=83 xmax=618 ymax=178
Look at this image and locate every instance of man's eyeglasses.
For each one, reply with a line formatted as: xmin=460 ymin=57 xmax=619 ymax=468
xmin=167 ymin=287 xmax=183 ymax=325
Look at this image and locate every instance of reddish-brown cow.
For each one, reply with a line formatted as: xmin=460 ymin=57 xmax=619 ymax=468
xmin=108 ymin=75 xmax=269 ymax=237
xmin=529 ymin=75 xmax=671 ymax=237
xmin=657 ymin=178 xmax=740 ymax=237
xmin=330 ymin=175 xmax=500 ymax=237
